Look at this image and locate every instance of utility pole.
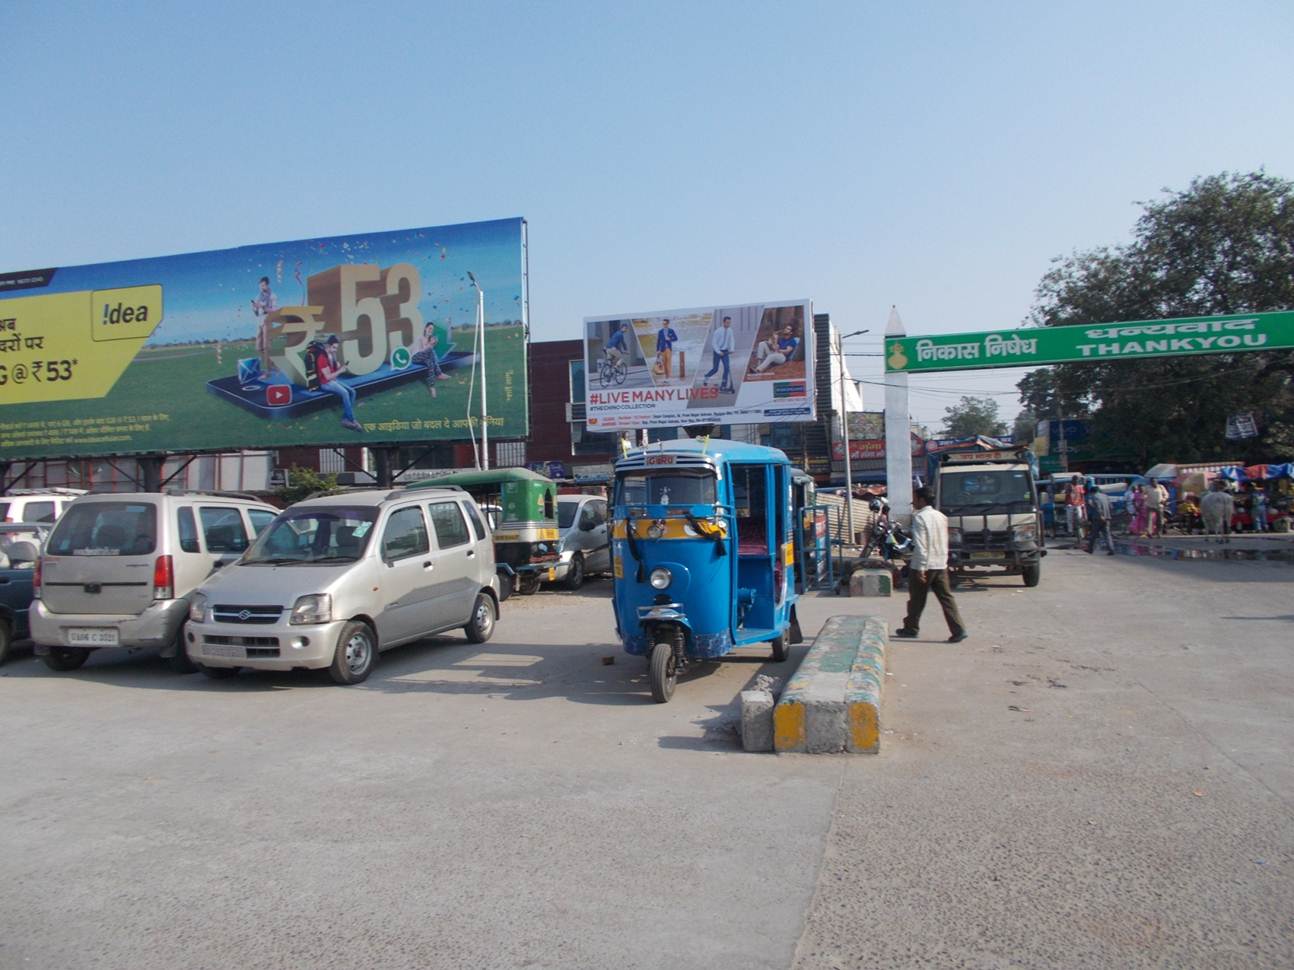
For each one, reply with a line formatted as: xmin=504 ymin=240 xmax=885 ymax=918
xmin=467 ymin=271 xmax=489 ymax=469
xmin=837 ymin=327 xmax=870 ymax=545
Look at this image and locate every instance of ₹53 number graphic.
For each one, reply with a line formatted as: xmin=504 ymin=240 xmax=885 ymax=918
xmin=0 ymin=359 xmax=79 ymax=386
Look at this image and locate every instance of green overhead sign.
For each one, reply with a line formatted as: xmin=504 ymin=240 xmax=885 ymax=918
xmin=885 ymin=310 xmax=1294 ymax=373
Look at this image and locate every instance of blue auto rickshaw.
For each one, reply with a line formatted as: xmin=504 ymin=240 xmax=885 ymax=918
xmin=610 ymin=439 xmax=804 ymax=702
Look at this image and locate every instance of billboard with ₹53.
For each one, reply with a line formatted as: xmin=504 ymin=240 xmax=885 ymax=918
xmin=583 ymin=298 xmax=814 ymax=431
xmin=0 ymin=217 xmax=528 ymax=460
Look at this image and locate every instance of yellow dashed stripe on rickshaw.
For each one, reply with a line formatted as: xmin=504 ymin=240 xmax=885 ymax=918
xmin=611 ymin=518 xmax=729 ymax=540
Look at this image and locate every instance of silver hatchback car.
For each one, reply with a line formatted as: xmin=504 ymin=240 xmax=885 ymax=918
xmin=186 ymin=488 xmax=499 ymax=685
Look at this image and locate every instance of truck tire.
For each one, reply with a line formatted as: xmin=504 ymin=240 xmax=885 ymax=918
xmin=1022 ymin=563 xmax=1041 ymax=588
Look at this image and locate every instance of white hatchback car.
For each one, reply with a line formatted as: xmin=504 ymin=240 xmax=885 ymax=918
xmin=186 ymin=487 xmax=499 ymax=685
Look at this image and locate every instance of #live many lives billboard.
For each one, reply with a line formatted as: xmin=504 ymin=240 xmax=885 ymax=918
xmin=583 ymin=299 xmax=813 ymax=431
xmin=0 ymin=218 xmax=529 ymax=460
xmin=885 ymin=310 xmax=1294 ymax=373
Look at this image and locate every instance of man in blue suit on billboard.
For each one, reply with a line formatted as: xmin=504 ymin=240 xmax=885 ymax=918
xmin=655 ymin=318 xmax=678 ymax=379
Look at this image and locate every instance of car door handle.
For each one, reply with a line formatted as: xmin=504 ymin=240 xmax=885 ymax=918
xmin=423 ymin=561 xmax=434 ymax=570
xmin=466 ymin=549 xmax=476 ymax=558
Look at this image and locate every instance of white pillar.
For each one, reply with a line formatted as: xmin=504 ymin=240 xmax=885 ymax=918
xmin=884 ymin=306 xmax=913 ymax=522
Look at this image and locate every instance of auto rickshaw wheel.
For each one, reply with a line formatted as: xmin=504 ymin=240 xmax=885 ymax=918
xmin=518 ymin=573 xmax=541 ymax=595
xmin=770 ymin=634 xmax=788 ymax=662
xmin=649 ymin=640 xmax=677 ymax=703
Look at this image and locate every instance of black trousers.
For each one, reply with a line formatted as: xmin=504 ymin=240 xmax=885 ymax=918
xmin=902 ymin=569 xmax=966 ymax=636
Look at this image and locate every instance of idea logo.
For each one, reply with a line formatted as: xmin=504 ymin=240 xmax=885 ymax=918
xmin=266 ymin=385 xmax=292 ymax=407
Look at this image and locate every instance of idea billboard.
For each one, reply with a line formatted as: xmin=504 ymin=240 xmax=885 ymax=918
xmin=583 ymin=299 xmax=813 ymax=430
xmin=0 ymin=218 xmax=528 ymax=460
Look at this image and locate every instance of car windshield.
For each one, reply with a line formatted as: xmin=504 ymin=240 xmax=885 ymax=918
xmin=615 ymin=470 xmax=717 ymax=507
xmin=941 ymin=470 xmax=1034 ymax=508
xmin=48 ymin=502 xmax=157 ymax=557
xmin=557 ymin=501 xmax=579 ymax=530
xmin=243 ymin=506 xmax=378 ymax=564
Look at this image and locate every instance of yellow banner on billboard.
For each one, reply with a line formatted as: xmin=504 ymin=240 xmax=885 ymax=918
xmin=0 ymin=285 xmax=162 ymax=404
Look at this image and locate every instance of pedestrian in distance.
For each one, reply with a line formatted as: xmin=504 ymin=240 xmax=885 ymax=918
xmin=1144 ymin=477 xmax=1167 ymax=537
xmin=894 ymin=486 xmax=968 ymax=643
xmin=1250 ymin=485 xmax=1269 ymax=532
xmin=1065 ymin=474 xmax=1086 ymax=538
xmin=1085 ymin=479 xmax=1116 ymax=555
xmin=1129 ymin=484 xmax=1147 ymax=536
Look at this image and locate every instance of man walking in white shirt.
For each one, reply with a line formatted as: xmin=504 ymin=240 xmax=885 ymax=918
xmin=702 ymin=315 xmax=735 ymax=391
xmin=894 ymin=486 xmax=967 ymax=643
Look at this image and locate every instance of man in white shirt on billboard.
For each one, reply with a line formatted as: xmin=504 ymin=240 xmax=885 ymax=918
xmin=894 ymin=486 xmax=967 ymax=643
xmin=702 ymin=315 xmax=736 ymax=392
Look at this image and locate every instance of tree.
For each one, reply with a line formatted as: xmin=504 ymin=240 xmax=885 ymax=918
xmin=1018 ymin=171 xmax=1294 ymax=466
xmin=942 ymin=395 xmax=1007 ymax=438
xmin=1012 ymin=410 xmax=1038 ymax=444
xmin=273 ymin=466 xmax=340 ymax=507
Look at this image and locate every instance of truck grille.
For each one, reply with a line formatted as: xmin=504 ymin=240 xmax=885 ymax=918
xmin=213 ymin=604 xmax=283 ymax=624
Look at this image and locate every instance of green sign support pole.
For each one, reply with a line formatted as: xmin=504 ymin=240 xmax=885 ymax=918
xmin=885 ymin=310 xmax=1294 ymax=374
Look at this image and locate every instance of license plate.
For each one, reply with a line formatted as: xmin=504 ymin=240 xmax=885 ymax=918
xmin=970 ymin=552 xmax=998 ymax=561
xmin=68 ymin=627 xmax=118 ymax=647
xmin=204 ymin=643 xmax=246 ymax=660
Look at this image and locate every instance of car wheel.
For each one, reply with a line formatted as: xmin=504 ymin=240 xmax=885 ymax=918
xmin=166 ymin=621 xmax=198 ymax=674
xmin=465 ymin=593 xmax=496 ymax=644
xmin=563 ymin=554 xmax=585 ymax=591
xmin=0 ymin=619 xmax=11 ymax=666
xmin=518 ymin=573 xmax=540 ymax=596
xmin=329 ymin=620 xmax=376 ymax=685
xmin=43 ymin=646 xmax=90 ymax=672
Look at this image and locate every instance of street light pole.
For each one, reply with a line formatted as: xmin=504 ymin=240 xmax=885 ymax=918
xmin=837 ymin=328 xmax=870 ymax=546
xmin=467 ymin=271 xmax=488 ymax=470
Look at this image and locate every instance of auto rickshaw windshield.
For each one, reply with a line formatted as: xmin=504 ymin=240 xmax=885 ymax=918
xmin=615 ymin=470 xmax=717 ymax=507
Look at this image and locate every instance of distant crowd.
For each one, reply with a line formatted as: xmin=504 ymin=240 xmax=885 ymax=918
xmin=1052 ymin=474 xmax=1286 ymax=545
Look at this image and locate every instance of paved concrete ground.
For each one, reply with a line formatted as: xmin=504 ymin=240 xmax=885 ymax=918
xmin=795 ymin=545 xmax=1294 ymax=969
xmin=0 ymin=547 xmax=1290 ymax=969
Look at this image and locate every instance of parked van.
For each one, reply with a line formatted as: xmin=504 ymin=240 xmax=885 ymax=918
xmin=30 ymin=491 xmax=280 ymax=672
xmin=0 ymin=488 xmax=86 ymax=524
xmin=185 ymin=487 xmax=499 ymax=685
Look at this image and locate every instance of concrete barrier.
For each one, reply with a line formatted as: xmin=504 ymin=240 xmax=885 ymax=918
xmin=848 ymin=567 xmax=892 ymax=597
xmin=773 ymin=615 xmax=887 ymax=754
xmin=740 ymin=689 xmax=775 ymax=752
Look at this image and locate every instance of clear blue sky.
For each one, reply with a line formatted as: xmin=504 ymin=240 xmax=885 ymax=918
xmin=4 ymin=0 xmax=1291 ymax=429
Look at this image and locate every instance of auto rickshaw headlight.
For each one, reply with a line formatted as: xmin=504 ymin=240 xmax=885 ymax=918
xmin=649 ymin=567 xmax=672 ymax=590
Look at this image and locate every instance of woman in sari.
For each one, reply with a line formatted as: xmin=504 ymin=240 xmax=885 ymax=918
xmin=1129 ymin=484 xmax=1148 ymax=536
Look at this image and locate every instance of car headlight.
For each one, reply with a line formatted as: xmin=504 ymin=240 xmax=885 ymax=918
xmin=1012 ymin=524 xmax=1038 ymax=541
xmin=649 ymin=567 xmax=672 ymax=590
xmin=290 ymin=593 xmax=332 ymax=625
xmin=189 ymin=592 xmax=209 ymax=623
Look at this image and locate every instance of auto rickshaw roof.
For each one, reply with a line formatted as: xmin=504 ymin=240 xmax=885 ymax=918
xmin=403 ymin=467 xmax=554 ymax=491
xmin=616 ymin=438 xmax=791 ymax=471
